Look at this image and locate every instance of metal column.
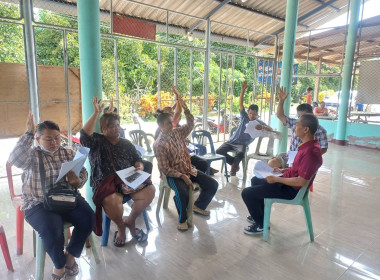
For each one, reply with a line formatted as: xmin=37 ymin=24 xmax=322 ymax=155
xmin=334 ymin=0 xmax=361 ymax=145
xmin=77 ymin=0 xmax=102 ymax=205
xmin=278 ymin=0 xmax=300 ymax=153
xmin=203 ymin=19 xmax=211 ymax=129
xmin=22 ymin=0 xmax=40 ymax=123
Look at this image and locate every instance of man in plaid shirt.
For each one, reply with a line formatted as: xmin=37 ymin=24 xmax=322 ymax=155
xmin=269 ymin=87 xmax=328 ymax=169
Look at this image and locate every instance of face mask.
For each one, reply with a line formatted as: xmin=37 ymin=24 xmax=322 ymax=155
xmin=40 ymin=144 xmax=59 ymax=153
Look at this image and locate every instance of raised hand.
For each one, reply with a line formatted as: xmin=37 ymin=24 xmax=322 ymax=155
xmin=92 ymin=97 xmax=105 ymax=114
xmin=26 ymin=111 xmax=35 ymax=133
xmin=241 ymin=80 xmax=248 ymax=92
xmin=172 ymin=84 xmax=180 ymax=99
xmin=107 ymin=97 xmax=114 ymax=113
xmin=277 ymin=87 xmax=288 ymax=103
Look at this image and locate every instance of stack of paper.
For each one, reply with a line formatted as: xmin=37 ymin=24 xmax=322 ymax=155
xmin=116 ymin=166 xmax=150 ymax=190
xmin=244 ymin=120 xmax=264 ymax=139
xmin=56 ymin=147 xmax=90 ymax=183
xmin=253 ymin=160 xmax=282 ymax=179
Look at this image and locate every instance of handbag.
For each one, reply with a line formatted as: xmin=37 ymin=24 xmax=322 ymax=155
xmin=38 ymin=151 xmax=78 ymax=213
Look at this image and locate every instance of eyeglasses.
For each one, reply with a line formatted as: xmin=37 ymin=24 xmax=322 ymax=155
xmin=42 ymin=136 xmax=61 ymax=143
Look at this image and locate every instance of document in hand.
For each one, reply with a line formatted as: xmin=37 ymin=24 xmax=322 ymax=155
xmin=116 ymin=166 xmax=150 ymax=190
xmin=253 ymin=160 xmax=282 ymax=179
xmin=244 ymin=120 xmax=264 ymax=139
xmin=55 ymin=147 xmax=90 ymax=183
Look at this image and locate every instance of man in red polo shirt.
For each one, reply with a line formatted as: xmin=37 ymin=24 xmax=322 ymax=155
xmin=241 ymin=113 xmax=322 ymax=234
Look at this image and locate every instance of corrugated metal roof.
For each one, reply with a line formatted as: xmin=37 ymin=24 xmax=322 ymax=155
xmin=57 ymin=0 xmax=360 ymax=48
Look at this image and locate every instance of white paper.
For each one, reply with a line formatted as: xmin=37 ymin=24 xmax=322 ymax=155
xmin=244 ymin=120 xmax=264 ymax=139
xmin=55 ymin=147 xmax=90 ymax=183
xmin=134 ymin=144 xmax=146 ymax=157
xmin=116 ymin=166 xmax=150 ymax=190
xmin=187 ymin=143 xmax=198 ymax=151
xmin=253 ymin=160 xmax=282 ymax=179
xmin=287 ymin=151 xmax=298 ymax=167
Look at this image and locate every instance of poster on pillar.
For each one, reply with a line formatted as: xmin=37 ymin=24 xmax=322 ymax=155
xmin=257 ymin=60 xmax=298 ymax=85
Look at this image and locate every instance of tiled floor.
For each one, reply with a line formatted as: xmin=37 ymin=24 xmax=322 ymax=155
xmin=1 ymin=142 xmax=380 ymax=280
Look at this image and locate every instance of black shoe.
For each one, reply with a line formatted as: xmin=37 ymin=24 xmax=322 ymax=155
xmin=246 ymin=216 xmax=255 ymax=224
xmin=244 ymin=223 xmax=263 ymax=235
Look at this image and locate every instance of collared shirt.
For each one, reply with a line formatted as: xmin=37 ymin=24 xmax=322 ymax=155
xmin=154 ymin=109 xmax=197 ymax=178
xmin=229 ymin=108 xmax=267 ymax=146
xmin=80 ymin=130 xmax=143 ymax=190
xmin=286 ymin=116 xmax=328 ymax=151
xmin=8 ymin=132 xmax=88 ymax=211
xmin=283 ymin=139 xmax=322 ymax=186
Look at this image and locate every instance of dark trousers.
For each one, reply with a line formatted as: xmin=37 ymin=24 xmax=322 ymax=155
xmin=167 ymin=170 xmax=218 ymax=223
xmin=25 ymin=195 xmax=95 ymax=269
xmin=216 ymin=142 xmax=246 ymax=167
xmin=241 ymin=177 xmax=298 ymax=227
xmin=190 ymin=155 xmax=208 ymax=173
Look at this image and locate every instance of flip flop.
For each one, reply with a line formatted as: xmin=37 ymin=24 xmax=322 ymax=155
xmin=65 ymin=261 xmax=79 ymax=277
xmin=113 ymin=231 xmax=125 ymax=247
xmin=132 ymin=228 xmax=148 ymax=243
xmin=51 ymin=271 xmax=66 ymax=280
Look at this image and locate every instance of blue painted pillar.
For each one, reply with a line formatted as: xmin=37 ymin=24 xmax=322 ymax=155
xmin=334 ymin=0 xmax=361 ymax=145
xmin=278 ymin=0 xmax=299 ymax=153
xmin=77 ymin=0 xmax=102 ymax=206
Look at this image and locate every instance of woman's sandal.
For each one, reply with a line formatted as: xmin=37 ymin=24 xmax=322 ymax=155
xmin=132 ymin=228 xmax=148 ymax=243
xmin=65 ymin=261 xmax=79 ymax=277
xmin=113 ymin=231 xmax=126 ymax=247
xmin=51 ymin=271 xmax=66 ymax=280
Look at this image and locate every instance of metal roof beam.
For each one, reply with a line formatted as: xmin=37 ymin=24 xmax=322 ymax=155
xmin=188 ymin=0 xmax=231 ymax=33
xmin=256 ymin=0 xmax=340 ymax=46
xmin=214 ymin=0 xmax=309 ymax=28
xmin=311 ymin=0 xmax=340 ymax=12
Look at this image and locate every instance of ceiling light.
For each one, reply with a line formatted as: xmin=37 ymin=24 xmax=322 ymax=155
xmin=187 ymin=32 xmax=193 ymax=42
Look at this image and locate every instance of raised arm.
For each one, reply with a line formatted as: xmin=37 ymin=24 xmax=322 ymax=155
xmin=276 ymin=87 xmax=288 ymax=125
xmin=172 ymin=86 xmax=183 ymax=127
xmin=8 ymin=111 xmax=36 ymax=170
xmin=173 ymin=85 xmax=194 ymax=136
xmin=239 ymin=81 xmax=248 ymax=112
xmin=82 ymin=97 xmax=105 ymax=136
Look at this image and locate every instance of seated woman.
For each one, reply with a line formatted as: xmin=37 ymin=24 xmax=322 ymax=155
xmin=8 ymin=112 xmax=95 ymax=280
xmin=80 ymin=97 xmax=155 ymax=246
xmin=154 ymin=87 xmax=218 ymax=231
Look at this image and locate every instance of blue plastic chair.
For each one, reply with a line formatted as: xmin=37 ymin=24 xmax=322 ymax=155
xmin=101 ymin=195 xmax=150 ymax=246
xmin=192 ymin=130 xmax=229 ymax=182
xmin=263 ymin=175 xmax=316 ymax=242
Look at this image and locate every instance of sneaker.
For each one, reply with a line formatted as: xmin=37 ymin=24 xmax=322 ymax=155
xmin=246 ymin=216 xmax=255 ymax=224
xmin=177 ymin=221 xmax=189 ymax=231
xmin=244 ymin=223 xmax=263 ymax=235
xmin=193 ymin=205 xmax=210 ymax=216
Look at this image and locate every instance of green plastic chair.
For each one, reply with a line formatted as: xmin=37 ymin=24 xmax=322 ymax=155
xmin=263 ymin=175 xmax=316 ymax=242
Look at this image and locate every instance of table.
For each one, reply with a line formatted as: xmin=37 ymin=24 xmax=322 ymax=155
xmin=349 ymin=111 xmax=380 ymax=123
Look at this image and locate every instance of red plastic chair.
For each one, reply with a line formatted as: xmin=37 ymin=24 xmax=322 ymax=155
xmin=6 ymin=161 xmax=25 ymax=255
xmin=0 ymin=225 xmax=14 ymax=272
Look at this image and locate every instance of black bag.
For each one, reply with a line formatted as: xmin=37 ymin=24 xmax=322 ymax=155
xmin=38 ymin=152 xmax=78 ymax=213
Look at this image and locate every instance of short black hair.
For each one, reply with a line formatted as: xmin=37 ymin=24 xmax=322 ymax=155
xmin=297 ymin=103 xmax=313 ymax=113
xmin=299 ymin=113 xmax=319 ymax=135
xmin=307 ymin=87 xmax=313 ymax=92
xmin=155 ymin=109 xmax=172 ymax=124
xmin=248 ymin=104 xmax=259 ymax=112
xmin=37 ymin=121 xmax=60 ymax=137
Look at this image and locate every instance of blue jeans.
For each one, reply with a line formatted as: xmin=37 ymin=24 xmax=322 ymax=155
xmin=25 ymin=195 xmax=95 ymax=269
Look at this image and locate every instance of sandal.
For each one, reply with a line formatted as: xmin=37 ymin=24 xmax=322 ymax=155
xmin=51 ymin=271 xmax=66 ymax=280
xmin=113 ymin=231 xmax=125 ymax=247
xmin=65 ymin=261 xmax=79 ymax=277
xmin=132 ymin=228 xmax=148 ymax=243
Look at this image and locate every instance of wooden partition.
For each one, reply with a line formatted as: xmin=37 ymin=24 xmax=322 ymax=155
xmin=0 ymin=62 xmax=82 ymax=138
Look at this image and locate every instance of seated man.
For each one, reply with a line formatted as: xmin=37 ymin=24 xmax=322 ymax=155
xmin=313 ymin=101 xmax=329 ymax=116
xmin=216 ymin=81 xmax=272 ymax=176
xmin=154 ymin=86 xmax=218 ymax=232
xmin=242 ymin=113 xmax=323 ymax=234
xmin=268 ymin=87 xmax=328 ymax=169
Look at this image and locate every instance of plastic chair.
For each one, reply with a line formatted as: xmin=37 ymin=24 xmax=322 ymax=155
xmin=243 ymin=131 xmax=282 ymax=180
xmin=6 ymin=161 xmax=28 ymax=255
xmin=0 ymin=225 xmax=14 ymax=272
xmin=35 ymin=222 xmax=100 ymax=280
xmin=263 ymin=175 xmax=316 ymax=242
xmin=156 ymin=174 xmax=200 ymax=227
xmin=192 ymin=130 xmax=229 ymax=182
xmin=101 ymin=195 xmax=150 ymax=246
xmin=128 ymin=130 xmax=155 ymax=162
